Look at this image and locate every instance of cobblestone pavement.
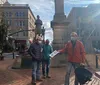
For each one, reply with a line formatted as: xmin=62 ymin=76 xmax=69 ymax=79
xmin=0 ymin=58 xmax=67 ymax=85
xmin=0 ymin=58 xmax=100 ymax=85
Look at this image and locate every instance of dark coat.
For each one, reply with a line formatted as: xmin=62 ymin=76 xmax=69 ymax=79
xmin=29 ymin=42 xmax=42 ymax=62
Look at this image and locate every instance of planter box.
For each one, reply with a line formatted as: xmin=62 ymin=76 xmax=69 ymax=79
xmin=21 ymin=56 xmax=32 ymax=69
xmin=0 ymin=56 xmax=4 ymax=60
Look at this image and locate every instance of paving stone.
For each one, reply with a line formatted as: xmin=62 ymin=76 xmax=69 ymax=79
xmin=0 ymin=58 xmax=100 ymax=85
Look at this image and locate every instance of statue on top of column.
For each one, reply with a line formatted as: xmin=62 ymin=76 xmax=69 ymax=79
xmin=35 ymin=15 xmax=43 ymax=36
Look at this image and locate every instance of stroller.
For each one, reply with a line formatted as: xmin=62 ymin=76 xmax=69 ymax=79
xmin=75 ymin=66 xmax=93 ymax=85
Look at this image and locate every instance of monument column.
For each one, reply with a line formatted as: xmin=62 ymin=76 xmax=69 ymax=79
xmin=54 ymin=0 xmax=66 ymax=21
xmin=51 ymin=0 xmax=69 ymax=67
xmin=55 ymin=0 xmax=64 ymax=14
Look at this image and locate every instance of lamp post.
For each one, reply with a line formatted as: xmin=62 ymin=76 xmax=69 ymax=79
xmin=42 ymin=26 xmax=45 ymax=41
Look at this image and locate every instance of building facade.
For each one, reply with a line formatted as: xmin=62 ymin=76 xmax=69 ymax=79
xmin=0 ymin=0 xmax=6 ymax=4
xmin=0 ymin=1 xmax=36 ymax=48
xmin=67 ymin=4 xmax=100 ymax=53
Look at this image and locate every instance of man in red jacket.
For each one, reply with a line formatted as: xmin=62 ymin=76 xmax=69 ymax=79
xmin=58 ymin=32 xmax=86 ymax=85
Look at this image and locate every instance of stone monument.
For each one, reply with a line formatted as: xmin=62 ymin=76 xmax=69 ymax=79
xmin=51 ymin=0 xmax=70 ymax=67
xmin=35 ymin=15 xmax=43 ymax=37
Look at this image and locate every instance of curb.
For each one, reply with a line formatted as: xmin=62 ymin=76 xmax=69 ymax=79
xmin=94 ymin=72 xmax=100 ymax=78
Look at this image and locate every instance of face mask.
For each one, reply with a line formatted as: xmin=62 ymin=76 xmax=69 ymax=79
xmin=39 ymin=41 xmax=42 ymax=44
xmin=71 ymin=37 xmax=77 ymax=41
xmin=46 ymin=42 xmax=49 ymax=45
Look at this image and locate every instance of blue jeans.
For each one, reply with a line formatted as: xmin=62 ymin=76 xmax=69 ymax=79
xmin=64 ymin=62 xmax=80 ymax=85
xmin=32 ymin=61 xmax=41 ymax=82
xmin=42 ymin=59 xmax=50 ymax=76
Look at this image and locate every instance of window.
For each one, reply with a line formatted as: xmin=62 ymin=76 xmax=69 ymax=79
xmin=7 ymin=20 xmax=11 ymax=25
xmin=15 ymin=12 xmax=25 ymax=17
xmin=16 ymin=33 xmax=19 ymax=36
xmin=15 ymin=12 xmax=19 ymax=17
xmin=92 ymin=40 xmax=100 ymax=49
xmin=97 ymin=32 xmax=99 ymax=36
xmin=19 ymin=12 xmax=25 ymax=17
xmin=16 ymin=21 xmax=19 ymax=26
xmin=21 ymin=12 xmax=25 ymax=16
xmin=6 ymin=12 xmax=8 ymax=17
xmin=5 ymin=20 xmax=11 ymax=25
xmin=22 ymin=21 xmax=25 ymax=26
xmin=20 ymin=21 xmax=22 ymax=26
xmin=94 ymin=32 xmax=96 ymax=36
xmin=3 ymin=12 xmax=12 ymax=17
xmin=23 ymin=31 xmax=26 ymax=36
xmin=9 ymin=12 xmax=12 ymax=17
xmin=20 ymin=21 xmax=25 ymax=26
xmin=2 ymin=12 xmax=4 ymax=16
xmin=16 ymin=21 xmax=25 ymax=27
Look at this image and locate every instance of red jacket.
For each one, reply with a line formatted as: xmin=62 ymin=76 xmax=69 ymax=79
xmin=60 ymin=40 xmax=86 ymax=63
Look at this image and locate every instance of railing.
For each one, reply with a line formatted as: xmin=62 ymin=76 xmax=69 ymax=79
xmin=94 ymin=48 xmax=100 ymax=69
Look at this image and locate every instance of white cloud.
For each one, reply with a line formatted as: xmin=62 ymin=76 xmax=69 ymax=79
xmin=9 ymin=0 xmax=54 ymax=22
xmin=45 ymin=29 xmax=53 ymax=42
xmin=43 ymin=22 xmax=50 ymax=28
xmin=65 ymin=0 xmax=100 ymax=4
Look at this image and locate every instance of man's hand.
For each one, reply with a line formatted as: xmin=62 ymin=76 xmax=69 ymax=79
xmin=80 ymin=63 xmax=85 ymax=66
xmin=58 ymin=50 xmax=62 ymax=53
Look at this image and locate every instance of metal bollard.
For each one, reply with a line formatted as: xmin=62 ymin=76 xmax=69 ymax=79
xmin=16 ymin=55 xmax=19 ymax=59
xmin=12 ymin=52 xmax=14 ymax=59
xmin=96 ymin=55 xmax=98 ymax=69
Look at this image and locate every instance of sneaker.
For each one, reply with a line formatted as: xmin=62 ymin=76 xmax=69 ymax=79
xmin=36 ymin=79 xmax=43 ymax=82
xmin=42 ymin=76 xmax=46 ymax=79
xmin=46 ymin=76 xmax=51 ymax=78
xmin=31 ymin=82 xmax=36 ymax=85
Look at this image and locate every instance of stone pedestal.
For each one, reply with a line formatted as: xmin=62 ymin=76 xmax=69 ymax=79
xmin=50 ymin=0 xmax=70 ymax=67
xmin=21 ymin=56 xmax=32 ymax=69
xmin=51 ymin=21 xmax=69 ymax=67
xmin=51 ymin=54 xmax=67 ymax=67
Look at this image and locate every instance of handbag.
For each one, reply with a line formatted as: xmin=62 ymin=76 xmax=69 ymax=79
xmin=75 ymin=66 xmax=92 ymax=84
xmin=75 ymin=58 xmax=93 ymax=84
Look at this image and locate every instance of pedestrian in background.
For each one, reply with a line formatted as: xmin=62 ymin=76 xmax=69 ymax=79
xmin=42 ymin=39 xmax=53 ymax=79
xmin=29 ymin=38 xmax=43 ymax=85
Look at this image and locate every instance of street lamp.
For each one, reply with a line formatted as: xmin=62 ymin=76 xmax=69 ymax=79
xmin=42 ymin=26 xmax=45 ymax=40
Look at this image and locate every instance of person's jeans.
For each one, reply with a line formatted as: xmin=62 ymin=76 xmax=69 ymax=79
xmin=42 ymin=59 xmax=50 ymax=76
xmin=32 ymin=61 xmax=41 ymax=82
xmin=64 ymin=62 xmax=80 ymax=85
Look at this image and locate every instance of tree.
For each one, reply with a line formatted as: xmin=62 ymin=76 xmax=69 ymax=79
xmin=0 ymin=15 xmax=8 ymax=56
